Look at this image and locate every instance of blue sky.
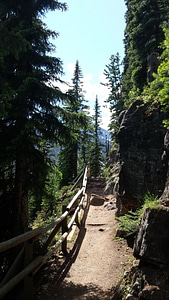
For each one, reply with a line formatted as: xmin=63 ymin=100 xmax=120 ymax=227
xmin=45 ymin=0 xmax=126 ymax=129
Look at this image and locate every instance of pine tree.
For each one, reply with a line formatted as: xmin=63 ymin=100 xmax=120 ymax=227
xmin=122 ymin=0 xmax=169 ymax=104
xmin=78 ymin=121 xmax=94 ymax=170
xmin=102 ymin=52 xmax=124 ymax=136
xmin=0 ymin=0 xmax=69 ymax=237
xmin=89 ymin=96 xmax=103 ymax=177
xmin=59 ymin=61 xmax=90 ymax=186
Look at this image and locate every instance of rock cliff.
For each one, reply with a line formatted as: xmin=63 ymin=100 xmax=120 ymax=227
xmin=134 ymin=207 xmax=169 ymax=266
xmin=116 ymin=100 xmax=168 ymax=215
xmin=112 ymin=100 xmax=169 ymax=299
xmin=121 ymin=207 xmax=169 ymax=300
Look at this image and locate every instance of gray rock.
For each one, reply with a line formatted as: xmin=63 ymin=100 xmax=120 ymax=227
xmin=125 ymin=294 xmax=138 ymax=300
xmin=139 ymin=285 xmax=162 ymax=300
xmin=116 ymin=100 xmax=167 ymax=214
xmin=104 ymin=201 xmax=116 ymax=210
xmin=134 ymin=207 xmax=169 ymax=266
xmin=104 ymin=181 xmax=114 ymax=195
xmin=132 ymin=280 xmax=141 ymax=295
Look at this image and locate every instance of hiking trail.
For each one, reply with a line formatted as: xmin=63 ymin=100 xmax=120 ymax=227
xmin=36 ymin=178 xmax=133 ymax=300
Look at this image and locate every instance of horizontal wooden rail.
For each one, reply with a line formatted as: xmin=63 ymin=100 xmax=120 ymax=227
xmin=0 ymin=164 xmax=89 ymax=300
xmin=0 ymin=228 xmax=42 ymax=254
xmin=0 ymin=256 xmax=43 ymax=300
xmin=67 ymin=187 xmax=83 ymax=211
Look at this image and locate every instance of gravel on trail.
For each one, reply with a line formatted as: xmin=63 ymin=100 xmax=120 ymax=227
xmin=36 ymin=179 xmax=133 ymax=300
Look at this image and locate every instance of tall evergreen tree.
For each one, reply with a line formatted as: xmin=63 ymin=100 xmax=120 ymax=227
xmin=0 ymin=0 xmax=69 ymax=237
xmin=89 ymin=96 xmax=103 ymax=177
xmin=122 ymin=0 xmax=169 ymax=104
xmin=102 ymin=52 xmax=124 ymax=136
xmin=78 ymin=121 xmax=94 ymax=170
xmin=59 ymin=61 xmax=90 ymax=186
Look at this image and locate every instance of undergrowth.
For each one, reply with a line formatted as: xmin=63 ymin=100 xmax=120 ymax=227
xmin=116 ymin=192 xmax=159 ymax=238
xmin=32 ymin=186 xmax=79 ymax=230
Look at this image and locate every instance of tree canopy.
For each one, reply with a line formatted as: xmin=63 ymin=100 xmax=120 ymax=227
xmin=58 ymin=61 xmax=91 ymax=186
xmin=145 ymin=27 xmax=169 ymax=128
xmin=0 ymin=0 xmax=69 ymax=237
xmin=122 ymin=0 xmax=169 ymax=104
xmin=102 ymin=52 xmax=124 ymax=136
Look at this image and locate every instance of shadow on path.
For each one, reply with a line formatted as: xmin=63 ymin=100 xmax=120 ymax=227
xmin=55 ymin=282 xmax=112 ymax=300
xmin=35 ymin=182 xmax=122 ymax=300
xmin=54 ymin=193 xmax=90 ymax=286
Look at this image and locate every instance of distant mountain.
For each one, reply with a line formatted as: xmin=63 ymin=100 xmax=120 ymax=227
xmin=100 ymin=128 xmax=111 ymax=141
xmin=49 ymin=127 xmax=111 ymax=160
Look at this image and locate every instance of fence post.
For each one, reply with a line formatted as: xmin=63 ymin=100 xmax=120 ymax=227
xmin=62 ymin=205 xmax=68 ymax=255
xmin=87 ymin=163 xmax=90 ymax=178
xmin=75 ymin=212 xmax=79 ymax=225
xmin=24 ymin=240 xmax=33 ymax=300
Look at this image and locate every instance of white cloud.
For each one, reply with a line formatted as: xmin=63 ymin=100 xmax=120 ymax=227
xmin=84 ymin=73 xmax=93 ymax=82
xmin=98 ymin=72 xmax=108 ymax=84
xmin=66 ymin=62 xmax=75 ymax=74
xmin=101 ymin=103 xmax=111 ymax=130
xmin=82 ymin=73 xmax=110 ymax=130
xmin=83 ymin=75 xmax=109 ymax=103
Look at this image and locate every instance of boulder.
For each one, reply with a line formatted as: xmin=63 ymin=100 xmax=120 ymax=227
xmin=139 ymin=285 xmax=169 ymax=300
xmin=134 ymin=207 xmax=169 ymax=266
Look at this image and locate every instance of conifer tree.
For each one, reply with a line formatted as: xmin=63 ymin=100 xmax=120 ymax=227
xmin=89 ymin=96 xmax=103 ymax=177
xmin=102 ymin=52 xmax=124 ymax=136
xmin=122 ymin=0 xmax=169 ymax=104
xmin=59 ymin=61 xmax=90 ymax=186
xmin=0 ymin=0 xmax=69 ymax=237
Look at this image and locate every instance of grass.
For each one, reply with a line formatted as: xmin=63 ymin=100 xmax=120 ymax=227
xmin=142 ymin=191 xmax=160 ymax=210
xmin=116 ymin=192 xmax=160 ymax=238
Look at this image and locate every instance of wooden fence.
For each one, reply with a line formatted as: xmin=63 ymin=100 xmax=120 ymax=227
xmin=0 ymin=165 xmax=89 ymax=300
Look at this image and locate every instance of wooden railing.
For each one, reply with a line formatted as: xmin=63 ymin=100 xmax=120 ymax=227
xmin=0 ymin=165 xmax=89 ymax=300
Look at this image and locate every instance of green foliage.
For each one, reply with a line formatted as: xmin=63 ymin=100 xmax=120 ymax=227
xmin=102 ymin=53 xmax=124 ymax=135
xmin=116 ymin=210 xmax=141 ymax=238
xmin=141 ymin=191 xmax=159 ymax=211
xmin=59 ymin=60 xmax=92 ymax=186
xmin=116 ymin=192 xmax=159 ymax=238
xmin=144 ymin=27 xmax=169 ymax=128
xmin=103 ymin=166 xmax=111 ymax=181
xmin=89 ymin=96 xmax=104 ymax=177
xmin=0 ymin=0 xmax=71 ymax=237
xmin=31 ymin=185 xmax=79 ymax=229
xmin=29 ymin=163 xmax=62 ymax=221
xmin=122 ymin=0 xmax=169 ymax=105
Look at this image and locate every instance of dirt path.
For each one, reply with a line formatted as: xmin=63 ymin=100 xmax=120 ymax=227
xmin=36 ymin=179 xmax=133 ymax=300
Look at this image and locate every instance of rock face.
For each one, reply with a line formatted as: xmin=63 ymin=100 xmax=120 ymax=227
xmin=134 ymin=207 xmax=169 ymax=266
xmin=122 ymin=207 xmax=169 ymax=300
xmin=112 ymin=101 xmax=169 ymax=299
xmin=159 ymin=130 xmax=169 ymax=206
xmin=116 ymin=100 xmax=168 ymax=214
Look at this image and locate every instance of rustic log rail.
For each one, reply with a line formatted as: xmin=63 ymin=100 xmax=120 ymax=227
xmin=0 ymin=165 xmax=89 ymax=300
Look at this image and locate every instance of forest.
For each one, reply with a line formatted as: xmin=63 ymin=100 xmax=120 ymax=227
xmin=1 ymin=0 xmax=169 ymax=253
xmin=0 ymin=1 xmax=108 ymax=243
